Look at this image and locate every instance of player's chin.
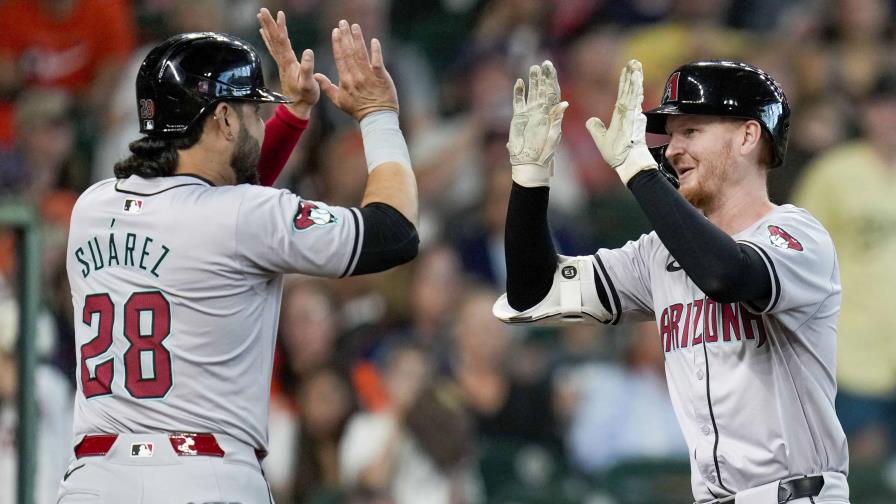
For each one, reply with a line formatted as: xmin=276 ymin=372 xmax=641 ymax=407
xmin=679 ymin=180 xmax=705 ymax=207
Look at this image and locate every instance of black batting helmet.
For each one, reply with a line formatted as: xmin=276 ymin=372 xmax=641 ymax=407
xmin=644 ymin=60 xmax=791 ymax=169
xmin=136 ymin=32 xmax=290 ymax=136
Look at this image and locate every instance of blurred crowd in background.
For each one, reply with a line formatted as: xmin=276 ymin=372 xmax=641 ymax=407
xmin=1 ymin=0 xmax=896 ymax=502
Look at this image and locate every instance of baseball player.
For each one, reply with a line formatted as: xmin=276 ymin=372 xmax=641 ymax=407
xmin=494 ymin=60 xmax=850 ymax=503
xmin=59 ymin=9 xmax=419 ymax=503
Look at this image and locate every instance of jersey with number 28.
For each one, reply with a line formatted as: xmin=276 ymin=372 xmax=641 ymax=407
xmin=66 ymin=175 xmax=364 ymax=451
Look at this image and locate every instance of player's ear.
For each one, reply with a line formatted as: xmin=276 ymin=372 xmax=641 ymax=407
xmin=739 ymin=120 xmax=763 ymax=159
xmin=211 ymin=102 xmax=237 ymax=141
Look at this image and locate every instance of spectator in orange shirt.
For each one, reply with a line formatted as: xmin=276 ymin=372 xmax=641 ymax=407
xmin=0 ymin=0 xmax=136 ymax=144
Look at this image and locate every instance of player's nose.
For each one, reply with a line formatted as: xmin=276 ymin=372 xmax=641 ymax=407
xmin=664 ymin=136 xmax=686 ymax=170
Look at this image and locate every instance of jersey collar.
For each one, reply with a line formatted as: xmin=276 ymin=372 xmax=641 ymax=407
xmin=114 ymin=174 xmax=214 ymax=196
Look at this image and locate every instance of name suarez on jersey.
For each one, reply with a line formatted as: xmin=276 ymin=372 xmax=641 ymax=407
xmin=73 ymin=231 xmax=171 ymax=279
xmin=658 ymin=298 xmax=769 ymax=354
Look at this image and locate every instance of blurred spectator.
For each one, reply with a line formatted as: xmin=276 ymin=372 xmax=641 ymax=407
xmin=567 ymin=322 xmax=688 ymax=473
xmin=0 ymin=0 xmax=136 ymax=144
xmin=452 ymin=161 xmax=588 ymax=287
xmin=275 ymin=278 xmax=343 ymax=399
xmin=377 ymin=244 xmax=465 ymax=370
xmin=411 ymin=49 xmax=512 ymax=224
xmin=822 ymin=0 xmax=896 ymax=98
xmin=267 ymin=366 xmax=357 ymax=503
xmin=792 ymin=70 xmax=896 ymax=464
xmin=267 ymin=277 xmax=392 ymax=498
xmin=388 ymin=0 xmax=482 ymax=79
xmin=0 ymin=89 xmax=81 ymax=203
xmin=451 ymin=288 xmax=558 ymax=445
xmin=0 ymin=297 xmax=73 ymax=504
xmin=340 ymin=343 xmax=479 ymax=503
xmin=769 ymin=96 xmax=853 ymax=203
xmin=0 ymin=90 xmax=82 ymax=373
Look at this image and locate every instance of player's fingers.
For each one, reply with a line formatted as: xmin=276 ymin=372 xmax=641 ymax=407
xmin=337 ymin=20 xmax=355 ymax=64
xmin=616 ymin=62 xmax=628 ymax=103
xmin=300 ymin=49 xmax=315 ymax=79
xmin=536 ymin=63 xmax=548 ymax=109
xmin=350 ymin=23 xmax=372 ymax=69
xmin=512 ymin=78 xmax=525 ymax=114
xmin=314 ymin=73 xmax=339 ymax=101
xmin=549 ymin=100 xmax=569 ymax=123
xmin=277 ymin=9 xmax=287 ymax=33
xmin=586 ymin=116 xmax=607 ymax=140
xmin=631 ymin=63 xmax=645 ymax=109
xmin=330 ymin=26 xmax=352 ymax=83
xmin=543 ymin=60 xmax=560 ymax=106
xmin=257 ymin=9 xmax=277 ymax=52
xmin=526 ymin=64 xmax=540 ymax=108
xmin=370 ymin=38 xmax=387 ymax=78
xmin=259 ymin=28 xmax=273 ymax=56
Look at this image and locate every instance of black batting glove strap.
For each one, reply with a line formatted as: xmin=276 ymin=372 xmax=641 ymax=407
xmin=505 ymin=183 xmax=558 ymax=311
xmin=626 ymin=170 xmax=771 ymax=304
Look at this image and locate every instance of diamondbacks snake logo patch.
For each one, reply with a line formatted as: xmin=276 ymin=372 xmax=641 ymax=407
xmin=768 ymin=225 xmax=803 ymax=251
xmin=293 ymin=201 xmax=338 ymax=231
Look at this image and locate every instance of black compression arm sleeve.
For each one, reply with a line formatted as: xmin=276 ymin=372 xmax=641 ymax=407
xmin=505 ymin=183 xmax=558 ymax=311
xmin=627 ymin=170 xmax=771 ymax=304
xmin=352 ymin=202 xmax=419 ymax=275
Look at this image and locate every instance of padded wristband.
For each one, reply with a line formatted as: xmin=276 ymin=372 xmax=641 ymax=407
xmin=359 ymin=110 xmax=412 ymax=174
xmin=615 ymin=145 xmax=658 ymax=185
xmin=511 ymin=163 xmax=553 ymax=187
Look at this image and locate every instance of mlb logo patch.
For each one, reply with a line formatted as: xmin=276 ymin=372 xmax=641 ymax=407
xmin=124 ymin=199 xmax=143 ymax=214
xmin=131 ymin=442 xmax=154 ymax=457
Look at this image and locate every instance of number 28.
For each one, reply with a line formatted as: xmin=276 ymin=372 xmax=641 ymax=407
xmin=80 ymin=291 xmax=173 ymax=399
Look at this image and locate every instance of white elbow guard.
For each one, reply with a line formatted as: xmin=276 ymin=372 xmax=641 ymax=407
xmin=493 ymin=255 xmax=611 ymax=325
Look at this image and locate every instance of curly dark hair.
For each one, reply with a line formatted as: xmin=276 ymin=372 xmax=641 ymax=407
xmin=113 ymin=107 xmax=214 ymax=179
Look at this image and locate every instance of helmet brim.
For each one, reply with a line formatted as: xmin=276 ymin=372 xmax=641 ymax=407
xmin=244 ymin=87 xmax=292 ymax=104
xmin=643 ymin=103 xmax=684 ymax=135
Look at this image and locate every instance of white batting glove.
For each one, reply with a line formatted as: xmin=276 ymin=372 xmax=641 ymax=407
xmin=507 ymin=60 xmax=569 ymax=187
xmin=586 ymin=60 xmax=657 ymax=185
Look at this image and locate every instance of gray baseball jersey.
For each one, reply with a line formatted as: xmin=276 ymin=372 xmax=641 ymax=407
xmin=65 ymin=174 xmax=363 ymax=451
xmin=592 ymin=204 xmax=848 ymax=501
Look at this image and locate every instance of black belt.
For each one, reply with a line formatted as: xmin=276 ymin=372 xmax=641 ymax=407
xmin=777 ymin=475 xmax=825 ymax=502
xmin=703 ymin=475 xmax=825 ymax=504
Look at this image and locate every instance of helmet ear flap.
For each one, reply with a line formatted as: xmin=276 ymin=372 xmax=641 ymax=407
xmin=649 ymin=144 xmax=679 ymax=189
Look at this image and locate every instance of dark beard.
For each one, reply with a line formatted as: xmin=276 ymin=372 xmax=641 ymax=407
xmin=231 ymin=127 xmax=261 ymax=185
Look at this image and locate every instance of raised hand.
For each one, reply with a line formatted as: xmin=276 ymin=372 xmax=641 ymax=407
xmin=507 ymin=60 xmax=569 ymax=187
xmin=257 ymin=8 xmax=319 ymax=119
xmin=585 ymin=59 xmax=657 ymax=184
xmin=313 ymin=20 xmax=398 ymax=121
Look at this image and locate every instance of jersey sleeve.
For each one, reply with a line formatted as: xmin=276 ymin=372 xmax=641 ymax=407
xmin=235 ymin=186 xmax=363 ymax=277
xmin=736 ymin=210 xmax=838 ymax=315
xmin=593 ymin=234 xmax=656 ymax=323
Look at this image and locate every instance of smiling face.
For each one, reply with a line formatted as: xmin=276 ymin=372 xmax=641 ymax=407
xmin=663 ymin=115 xmax=751 ymax=210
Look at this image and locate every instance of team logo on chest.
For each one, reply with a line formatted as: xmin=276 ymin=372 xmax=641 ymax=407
xmin=767 ymin=225 xmax=803 ymax=251
xmin=293 ymin=200 xmax=338 ymax=231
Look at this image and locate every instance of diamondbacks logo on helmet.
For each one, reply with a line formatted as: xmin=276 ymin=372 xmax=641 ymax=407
xmin=294 ymin=201 xmax=338 ymax=231
xmin=768 ymin=225 xmax=803 ymax=251
xmin=663 ymin=72 xmax=680 ymax=103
